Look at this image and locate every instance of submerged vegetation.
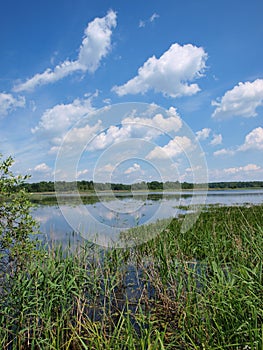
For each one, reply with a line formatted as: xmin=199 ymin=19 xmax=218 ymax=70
xmin=1 ymin=156 xmax=263 ymax=349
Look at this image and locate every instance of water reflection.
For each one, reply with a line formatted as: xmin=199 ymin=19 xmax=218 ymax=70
xmin=32 ymin=189 xmax=263 ymax=246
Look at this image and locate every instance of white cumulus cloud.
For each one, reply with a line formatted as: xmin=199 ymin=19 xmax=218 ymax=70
xmin=0 ymin=93 xmax=25 ymax=116
xmin=224 ymin=164 xmax=260 ymax=174
xmin=14 ymin=10 xmax=117 ymax=92
xmin=213 ymin=148 xmax=235 ymax=157
xmin=31 ymin=95 xmax=104 ymax=156
xmin=61 ymin=122 xmax=102 ymax=147
xmin=112 ymin=43 xmax=207 ymax=98
xmin=196 ymin=128 xmax=211 ymax=141
xmin=87 ymin=124 xmax=130 ymax=151
xmin=76 ymin=169 xmax=89 ymax=178
xmin=210 ymin=133 xmax=222 ymax=146
xmin=32 ymin=96 xmax=95 ymax=137
xmin=124 ymin=163 xmax=141 ymax=174
xmin=213 ymin=127 xmax=263 ymax=156
xmin=88 ymin=108 xmax=182 ymax=151
xmin=146 ymin=136 xmax=192 ymax=159
xmin=238 ymin=127 xmax=263 ymax=151
xmin=122 ymin=110 xmax=182 ymax=137
xmin=212 ymin=79 xmax=263 ymax=119
xmin=34 ymin=163 xmax=52 ymax=173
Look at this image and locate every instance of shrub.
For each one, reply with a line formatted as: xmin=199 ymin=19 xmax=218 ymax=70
xmin=0 ymin=155 xmax=39 ymax=277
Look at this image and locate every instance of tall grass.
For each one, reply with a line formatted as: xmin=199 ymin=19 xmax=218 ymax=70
xmin=0 ymin=205 xmax=262 ymax=349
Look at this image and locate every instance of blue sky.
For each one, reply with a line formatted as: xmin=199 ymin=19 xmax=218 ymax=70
xmin=1 ymin=0 xmax=263 ymax=183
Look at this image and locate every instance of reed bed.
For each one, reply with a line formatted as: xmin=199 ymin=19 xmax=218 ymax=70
xmin=0 ymin=204 xmax=263 ymax=349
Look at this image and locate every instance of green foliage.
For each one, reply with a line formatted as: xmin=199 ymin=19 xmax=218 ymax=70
xmin=1 ymin=205 xmax=262 ymax=348
xmin=23 ymin=179 xmax=263 ymax=194
xmin=208 ymin=180 xmax=263 ymax=189
xmin=0 ymin=155 xmax=39 ymax=275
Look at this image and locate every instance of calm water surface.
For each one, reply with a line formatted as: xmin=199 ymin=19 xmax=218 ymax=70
xmin=32 ymin=189 xmax=263 ymax=245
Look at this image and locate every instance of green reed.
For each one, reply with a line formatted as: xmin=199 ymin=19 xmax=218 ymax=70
xmin=0 ymin=204 xmax=262 ymax=349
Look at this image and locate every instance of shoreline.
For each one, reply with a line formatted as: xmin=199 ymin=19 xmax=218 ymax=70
xmin=29 ymin=186 xmax=263 ymax=196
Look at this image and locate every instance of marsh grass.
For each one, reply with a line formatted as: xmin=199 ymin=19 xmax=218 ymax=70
xmin=0 ymin=205 xmax=263 ymax=349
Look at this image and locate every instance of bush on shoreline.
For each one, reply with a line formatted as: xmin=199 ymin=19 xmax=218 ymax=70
xmin=0 ymin=155 xmax=39 ymax=278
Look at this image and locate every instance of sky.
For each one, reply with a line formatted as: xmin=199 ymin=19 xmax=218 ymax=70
xmin=0 ymin=0 xmax=263 ymax=184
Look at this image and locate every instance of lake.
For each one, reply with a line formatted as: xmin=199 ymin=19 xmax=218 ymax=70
xmin=32 ymin=189 xmax=263 ymax=247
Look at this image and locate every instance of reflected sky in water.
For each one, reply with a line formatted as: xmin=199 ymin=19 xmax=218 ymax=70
xmin=33 ymin=190 xmax=263 ymax=246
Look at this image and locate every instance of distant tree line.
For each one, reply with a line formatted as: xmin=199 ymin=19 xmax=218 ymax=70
xmin=208 ymin=181 xmax=263 ymax=189
xmin=21 ymin=180 xmax=263 ymax=193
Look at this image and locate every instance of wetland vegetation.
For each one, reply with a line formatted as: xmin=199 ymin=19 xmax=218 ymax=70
xmin=1 ymin=156 xmax=263 ymax=349
xmin=1 ymin=205 xmax=263 ymax=349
